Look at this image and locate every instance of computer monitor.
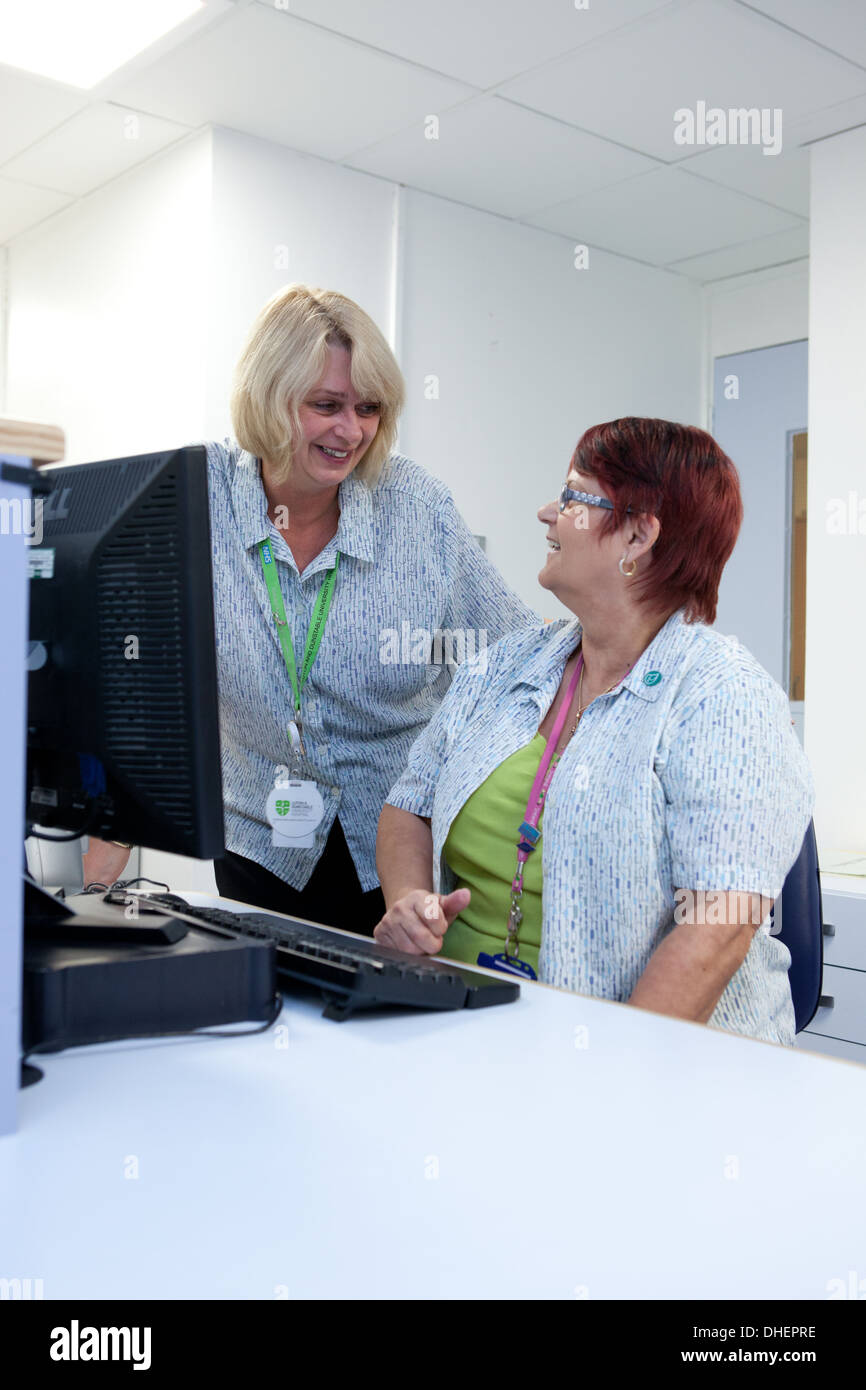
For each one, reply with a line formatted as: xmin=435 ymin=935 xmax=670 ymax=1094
xmin=26 ymin=445 xmax=225 ymax=859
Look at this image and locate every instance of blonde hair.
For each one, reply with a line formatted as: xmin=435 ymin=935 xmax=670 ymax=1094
xmin=230 ymin=284 xmax=405 ymax=486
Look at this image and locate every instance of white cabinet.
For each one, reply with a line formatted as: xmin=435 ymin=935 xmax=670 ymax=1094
xmin=796 ymin=883 xmax=866 ymax=1066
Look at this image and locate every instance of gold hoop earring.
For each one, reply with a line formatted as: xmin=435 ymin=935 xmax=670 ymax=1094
xmin=619 ymin=555 xmax=637 ymax=578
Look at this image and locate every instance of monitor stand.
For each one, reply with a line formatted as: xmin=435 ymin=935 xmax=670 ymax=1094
xmin=24 ymin=829 xmax=85 ymax=895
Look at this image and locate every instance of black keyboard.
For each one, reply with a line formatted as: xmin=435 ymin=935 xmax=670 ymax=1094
xmin=134 ymin=895 xmax=520 ymax=1021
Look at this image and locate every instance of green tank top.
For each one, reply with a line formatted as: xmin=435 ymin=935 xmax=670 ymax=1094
xmin=442 ymin=733 xmax=548 ymax=973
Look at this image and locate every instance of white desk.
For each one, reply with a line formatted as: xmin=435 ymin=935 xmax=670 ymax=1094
xmin=4 ymin=893 xmax=866 ymax=1300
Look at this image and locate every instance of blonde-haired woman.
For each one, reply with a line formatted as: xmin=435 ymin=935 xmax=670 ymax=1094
xmin=85 ymin=286 xmax=534 ymax=927
xmin=89 ymin=286 xmax=536 ymax=917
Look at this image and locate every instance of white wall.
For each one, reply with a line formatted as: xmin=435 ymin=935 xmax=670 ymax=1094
xmin=805 ymin=126 xmax=866 ymax=857
xmin=5 ymin=132 xmax=213 ymax=463
xmin=0 ymin=246 xmax=8 ymax=411
xmin=398 ymin=190 xmax=703 ymax=616
xmin=701 ymin=261 xmax=809 ymax=434
xmin=205 ymin=127 xmax=397 ymax=440
xmin=706 ymin=262 xmax=809 ymax=362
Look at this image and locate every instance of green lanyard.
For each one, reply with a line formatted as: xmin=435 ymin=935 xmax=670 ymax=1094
xmin=259 ymin=539 xmax=340 ymax=752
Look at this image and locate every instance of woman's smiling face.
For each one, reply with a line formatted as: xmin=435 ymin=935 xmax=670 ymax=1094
xmin=538 ymin=465 xmax=621 ymax=599
xmin=293 ymin=342 xmax=381 ymax=493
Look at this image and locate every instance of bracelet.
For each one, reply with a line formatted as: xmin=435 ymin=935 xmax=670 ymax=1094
xmin=110 ymin=841 xmax=133 ymax=850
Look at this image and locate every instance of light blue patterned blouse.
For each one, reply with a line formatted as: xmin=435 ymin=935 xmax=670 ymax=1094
xmin=203 ymin=439 xmax=537 ymax=890
xmin=385 ymin=609 xmax=815 ymax=1044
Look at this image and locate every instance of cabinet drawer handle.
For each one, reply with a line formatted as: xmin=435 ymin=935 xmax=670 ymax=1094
xmin=822 ymin=923 xmax=836 ymax=937
xmin=818 ymin=995 xmax=835 ymax=1010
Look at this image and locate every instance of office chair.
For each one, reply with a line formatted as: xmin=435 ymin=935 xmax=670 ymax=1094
xmin=771 ymin=820 xmax=824 ymax=1033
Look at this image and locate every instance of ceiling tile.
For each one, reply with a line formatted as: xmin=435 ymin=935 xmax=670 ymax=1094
xmin=0 ymin=68 xmax=86 ymax=165
xmin=524 ymin=164 xmax=803 ymax=264
xmin=668 ymin=223 xmax=809 ymax=279
xmin=677 ymin=141 xmax=810 ymax=216
xmin=788 ymin=91 xmax=866 ymax=146
xmin=0 ymin=176 xmax=73 ymax=243
xmin=0 ymin=104 xmax=191 ymax=196
xmin=737 ymin=0 xmax=866 ymax=70
xmin=107 ymin=4 xmax=473 ymax=162
xmin=347 ymin=96 xmax=658 ymax=218
xmin=499 ymin=0 xmax=866 ymax=161
xmin=271 ymin=0 xmax=674 ymax=89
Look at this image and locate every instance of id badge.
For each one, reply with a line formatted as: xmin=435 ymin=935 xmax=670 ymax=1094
xmin=476 ymin=951 xmax=537 ymax=981
xmin=265 ymin=780 xmax=324 ymax=849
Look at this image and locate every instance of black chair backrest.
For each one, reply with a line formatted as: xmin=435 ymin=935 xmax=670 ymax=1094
xmin=771 ymin=820 xmax=824 ymax=1034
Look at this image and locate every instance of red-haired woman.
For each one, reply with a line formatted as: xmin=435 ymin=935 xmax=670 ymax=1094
xmin=374 ymin=418 xmax=814 ymax=1044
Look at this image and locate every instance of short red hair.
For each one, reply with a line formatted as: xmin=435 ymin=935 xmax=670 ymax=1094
xmin=571 ymin=417 xmax=743 ymax=624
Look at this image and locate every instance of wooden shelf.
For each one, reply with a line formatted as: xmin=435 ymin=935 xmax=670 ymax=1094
xmin=0 ymin=417 xmax=65 ymax=464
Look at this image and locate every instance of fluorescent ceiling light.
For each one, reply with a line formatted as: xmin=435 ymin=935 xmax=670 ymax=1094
xmin=0 ymin=0 xmax=204 ymax=89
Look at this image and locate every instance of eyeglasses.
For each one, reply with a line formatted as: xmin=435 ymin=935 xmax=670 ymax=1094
xmin=559 ymin=484 xmax=631 ymax=514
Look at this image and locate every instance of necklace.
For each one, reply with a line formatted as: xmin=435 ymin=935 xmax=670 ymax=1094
xmin=551 ymin=654 xmax=632 ymax=761
xmin=568 ymin=661 xmax=587 ymax=738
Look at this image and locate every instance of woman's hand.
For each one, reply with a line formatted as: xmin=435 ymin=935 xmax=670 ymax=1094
xmin=82 ymin=836 xmax=132 ymax=888
xmin=374 ymin=888 xmax=470 ymax=955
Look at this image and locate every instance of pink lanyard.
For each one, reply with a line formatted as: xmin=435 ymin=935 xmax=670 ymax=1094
xmin=505 ymin=652 xmax=584 ymax=958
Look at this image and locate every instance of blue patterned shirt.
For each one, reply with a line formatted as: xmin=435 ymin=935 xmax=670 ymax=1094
xmin=385 ymin=610 xmax=815 ymax=1043
xmin=204 ymin=439 xmax=537 ymax=890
